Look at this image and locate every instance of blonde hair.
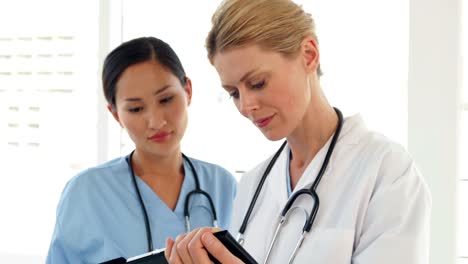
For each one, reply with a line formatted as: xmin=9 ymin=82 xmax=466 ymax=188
xmin=206 ymin=0 xmax=322 ymax=75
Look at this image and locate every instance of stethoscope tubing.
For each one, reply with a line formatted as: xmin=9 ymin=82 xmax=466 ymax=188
xmin=127 ymin=151 xmax=218 ymax=252
xmin=238 ymin=107 xmax=343 ymax=263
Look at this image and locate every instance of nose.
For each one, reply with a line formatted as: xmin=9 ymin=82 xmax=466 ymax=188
xmin=238 ymin=91 xmax=259 ymax=117
xmin=147 ymin=107 xmax=166 ymax=130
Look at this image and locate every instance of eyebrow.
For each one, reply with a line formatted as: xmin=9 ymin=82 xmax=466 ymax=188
xmin=222 ymin=69 xmax=258 ymax=89
xmin=124 ymin=85 xmax=172 ymax=101
xmin=240 ymin=69 xmax=257 ymax=83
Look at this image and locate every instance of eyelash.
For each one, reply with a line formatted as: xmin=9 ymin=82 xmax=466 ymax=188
xmin=160 ymin=95 xmax=175 ymax=104
xmin=229 ymin=90 xmax=240 ymax=99
xmin=251 ymin=80 xmax=265 ymax=90
xmin=128 ymin=107 xmax=143 ymax=113
xmin=229 ymin=80 xmax=266 ymax=100
xmin=127 ymin=96 xmax=175 ymax=113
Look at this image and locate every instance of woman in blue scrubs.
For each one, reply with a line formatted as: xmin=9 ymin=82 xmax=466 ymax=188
xmin=46 ymin=37 xmax=237 ymax=263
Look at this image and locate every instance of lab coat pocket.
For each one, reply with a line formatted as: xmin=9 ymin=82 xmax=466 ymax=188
xmin=294 ymin=228 xmax=355 ymax=264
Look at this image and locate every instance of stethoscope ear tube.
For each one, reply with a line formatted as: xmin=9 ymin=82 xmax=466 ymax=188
xmin=127 ymin=152 xmax=154 ymax=252
xmin=238 ymin=141 xmax=288 ymax=236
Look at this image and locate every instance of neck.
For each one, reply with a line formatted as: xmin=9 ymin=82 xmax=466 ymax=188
xmin=130 ymin=148 xmax=185 ymax=211
xmin=287 ymin=92 xmax=339 ymax=188
xmin=288 ymin=106 xmax=338 ymax=160
xmin=131 ymin=148 xmax=184 ymax=181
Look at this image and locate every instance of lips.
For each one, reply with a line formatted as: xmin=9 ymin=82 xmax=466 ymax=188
xmin=254 ymin=114 xmax=275 ymax=128
xmin=148 ymin=131 xmax=171 ymax=142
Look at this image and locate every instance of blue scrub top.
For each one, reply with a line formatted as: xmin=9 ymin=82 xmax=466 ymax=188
xmin=46 ymin=155 xmax=237 ymax=263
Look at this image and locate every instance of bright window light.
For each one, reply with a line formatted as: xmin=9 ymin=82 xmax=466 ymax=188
xmin=0 ymin=0 xmax=99 ymax=262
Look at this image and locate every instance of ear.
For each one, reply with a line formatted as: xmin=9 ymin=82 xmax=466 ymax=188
xmin=300 ymin=36 xmax=320 ymax=75
xmin=183 ymin=77 xmax=193 ymax=106
xmin=107 ymin=104 xmax=123 ymax=127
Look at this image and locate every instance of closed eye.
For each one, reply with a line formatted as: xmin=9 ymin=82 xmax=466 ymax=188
xmin=128 ymin=106 xmax=143 ymax=113
xmin=251 ymin=80 xmax=265 ymax=90
xmin=229 ymin=90 xmax=240 ymax=100
xmin=160 ymin=95 xmax=175 ymax=104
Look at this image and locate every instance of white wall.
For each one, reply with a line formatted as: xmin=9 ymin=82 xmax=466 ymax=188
xmin=408 ymin=0 xmax=462 ymax=263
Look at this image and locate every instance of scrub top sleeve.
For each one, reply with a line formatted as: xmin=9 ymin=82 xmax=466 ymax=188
xmin=215 ymin=168 xmax=237 ymax=230
xmin=230 ymin=172 xmax=237 ymax=200
xmin=46 ymin=172 xmax=92 ymax=263
xmin=226 ymin=173 xmax=237 ymax=227
xmin=352 ymin=154 xmax=431 ymax=264
xmin=46 ymin=219 xmax=81 ymax=264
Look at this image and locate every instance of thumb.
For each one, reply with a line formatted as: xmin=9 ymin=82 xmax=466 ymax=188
xmin=201 ymin=232 xmax=243 ymax=264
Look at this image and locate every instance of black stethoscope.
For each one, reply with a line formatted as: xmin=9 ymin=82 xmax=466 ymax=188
xmin=126 ymin=151 xmax=218 ymax=252
xmin=236 ymin=107 xmax=343 ymax=264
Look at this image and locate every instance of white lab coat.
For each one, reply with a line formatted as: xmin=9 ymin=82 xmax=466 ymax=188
xmin=229 ymin=114 xmax=431 ymax=264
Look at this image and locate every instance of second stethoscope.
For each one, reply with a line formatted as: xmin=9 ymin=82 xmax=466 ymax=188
xmin=236 ymin=107 xmax=343 ymax=264
xmin=126 ymin=151 xmax=218 ymax=252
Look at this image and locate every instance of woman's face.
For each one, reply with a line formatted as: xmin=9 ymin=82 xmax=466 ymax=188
xmin=110 ymin=61 xmax=191 ymax=157
xmin=213 ymin=44 xmax=316 ymax=141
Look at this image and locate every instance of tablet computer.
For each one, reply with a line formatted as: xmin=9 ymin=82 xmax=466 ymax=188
xmin=101 ymin=230 xmax=256 ymax=264
xmin=209 ymin=230 xmax=258 ymax=264
xmin=100 ymin=249 xmax=167 ymax=264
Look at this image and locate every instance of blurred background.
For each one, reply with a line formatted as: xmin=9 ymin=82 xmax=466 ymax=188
xmin=0 ymin=0 xmax=465 ymax=262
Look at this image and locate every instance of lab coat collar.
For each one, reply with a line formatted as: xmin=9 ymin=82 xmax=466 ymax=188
xmin=267 ymin=144 xmax=291 ymax=207
xmin=338 ymin=113 xmax=367 ymax=146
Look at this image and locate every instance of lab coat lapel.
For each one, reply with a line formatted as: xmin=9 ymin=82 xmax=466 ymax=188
xmin=266 ymin=144 xmax=290 ymax=208
xmin=292 ymin=139 xmax=333 ymax=193
xmin=244 ymin=145 xmax=291 ymax=262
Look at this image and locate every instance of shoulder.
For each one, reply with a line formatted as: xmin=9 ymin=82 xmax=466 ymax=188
xmin=186 ymin=157 xmax=238 ymax=224
xmin=56 ymin=156 xmax=128 ymax=212
xmin=360 ymin=130 xmax=414 ymax=182
xmin=186 ymin=157 xmax=237 ymax=186
xmin=64 ymin=156 xmax=127 ymax=191
xmin=341 ymin=115 xmax=427 ymax=193
xmin=341 ymin=114 xmax=413 ymax=170
xmin=341 ymin=115 xmax=405 ymax=153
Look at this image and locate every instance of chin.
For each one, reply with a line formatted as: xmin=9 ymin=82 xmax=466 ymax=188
xmin=143 ymin=140 xmax=179 ymax=155
xmin=261 ymin=129 xmax=286 ymax=142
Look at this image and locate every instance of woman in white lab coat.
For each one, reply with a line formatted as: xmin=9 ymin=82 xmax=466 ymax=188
xmin=165 ymin=0 xmax=431 ymax=263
